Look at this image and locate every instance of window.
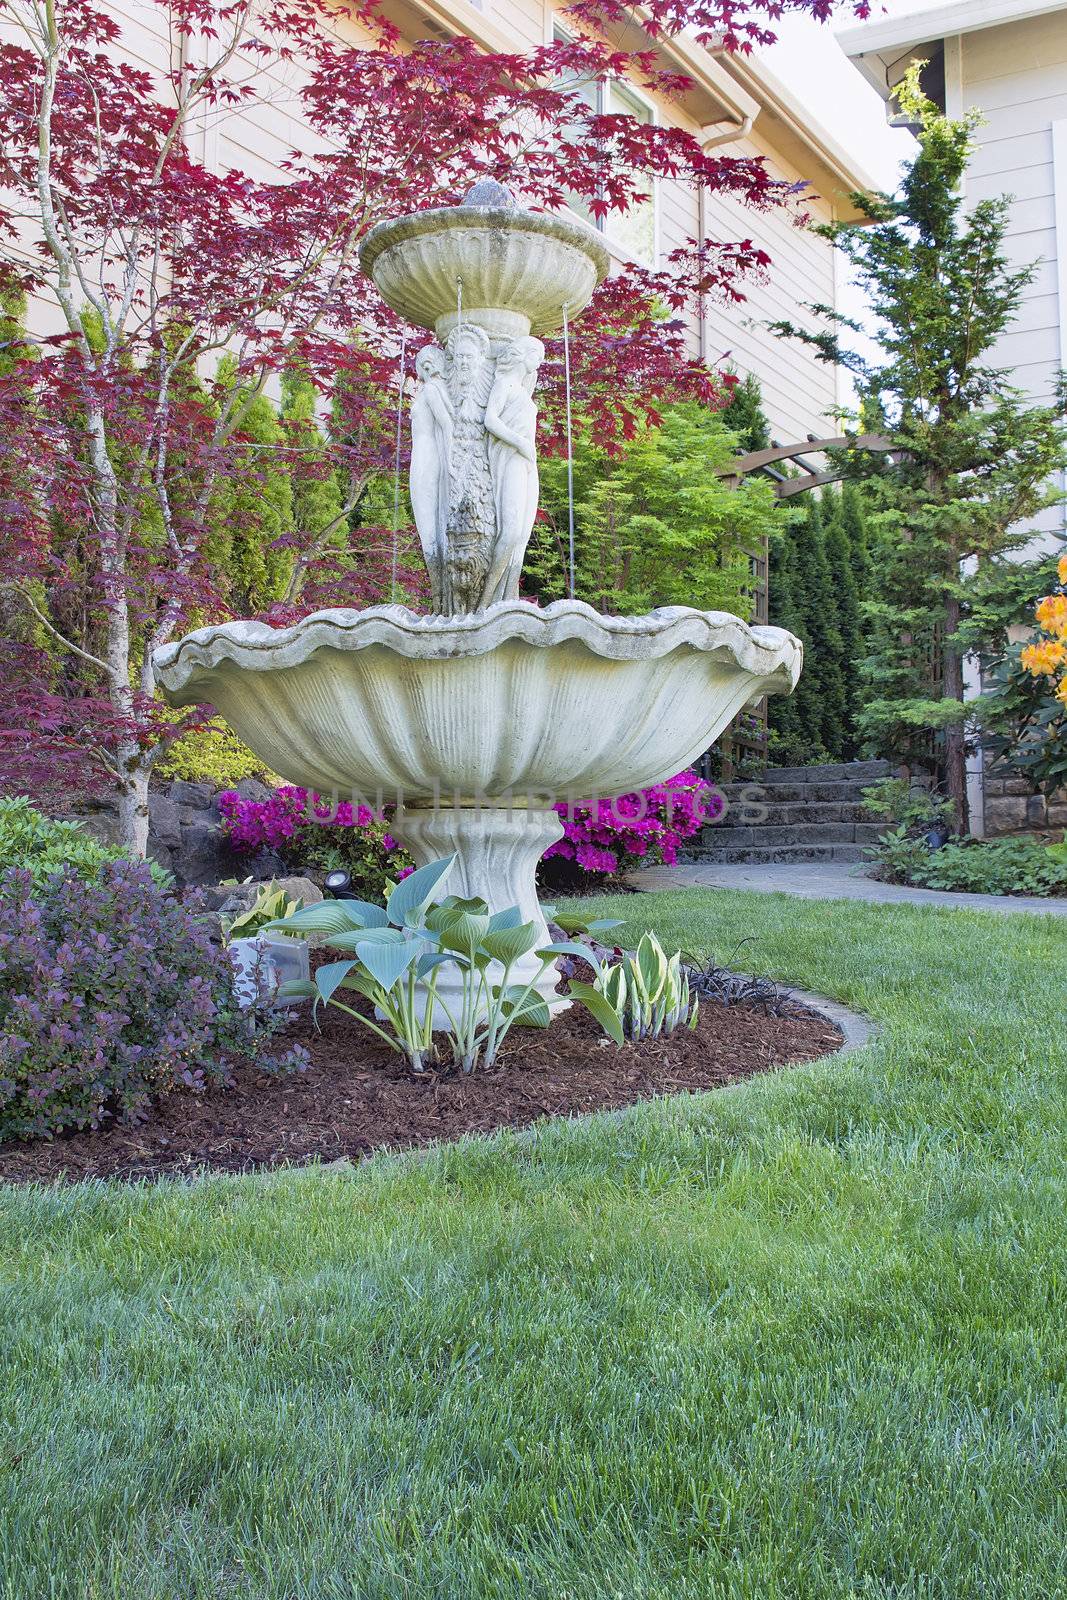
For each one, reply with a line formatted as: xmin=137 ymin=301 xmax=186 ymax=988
xmin=552 ymin=23 xmax=657 ymax=266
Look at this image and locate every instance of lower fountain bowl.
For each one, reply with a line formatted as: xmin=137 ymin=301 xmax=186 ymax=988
xmin=152 ymin=600 xmax=802 ymax=804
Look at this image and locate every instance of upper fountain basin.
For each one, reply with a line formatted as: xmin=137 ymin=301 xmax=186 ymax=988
xmin=359 ymin=180 xmax=610 ymax=342
xmin=153 ymin=601 xmax=802 ymax=802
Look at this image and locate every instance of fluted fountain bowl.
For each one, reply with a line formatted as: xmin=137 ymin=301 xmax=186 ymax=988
xmin=359 ymin=182 xmax=610 ymax=343
xmin=156 ymin=601 xmax=801 ymax=1017
xmin=154 ymin=601 xmax=801 ymax=802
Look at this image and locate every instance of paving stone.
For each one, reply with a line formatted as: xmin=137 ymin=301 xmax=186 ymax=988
xmin=624 ymin=862 xmax=1067 ymax=916
xmin=699 ymin=824 xmax=755 ymax=846
xmin=1026 ymin=793 xmax=1050 ymax=825
xmin=762 ymin=760 xmax=893 ymax=784
xmin=773 ymin=803 xmax=846 ymax=825
xmin=984 ymin=797 xmax=1029 ymax=832
xmin=753 ymin=823 xmax=856 ymax=847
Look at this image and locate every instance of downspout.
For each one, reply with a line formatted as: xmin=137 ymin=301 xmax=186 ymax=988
xmin=697 ymin=115 xmax=755 ymax=362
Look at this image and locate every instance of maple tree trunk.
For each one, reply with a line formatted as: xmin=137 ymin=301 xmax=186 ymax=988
xmin=942 ymin=591 xmax=969 ymax=837
xmin=117 ymin=755 xmax=152 ymax=859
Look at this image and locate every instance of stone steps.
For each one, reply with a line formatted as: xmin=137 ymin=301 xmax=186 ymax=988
xmin=692 ymin=759 xmax=894 ymax=866
xmin=759 ymin=760 xmax=893 ymax=784
xmin=682 ymin=843 xmax=872 ymax=865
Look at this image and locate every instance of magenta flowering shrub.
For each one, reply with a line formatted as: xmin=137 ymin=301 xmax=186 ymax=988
xmin=544 ymin=770 xmax=720 ymax=878
xmin=0 ymin=862 xmax=302 ymax=1143
xmin=218 ymin=786 xmax=413 ymax=898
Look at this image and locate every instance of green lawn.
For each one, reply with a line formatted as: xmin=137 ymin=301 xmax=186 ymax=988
xmin=2 ymin=888 xmax=1065 ymax=1599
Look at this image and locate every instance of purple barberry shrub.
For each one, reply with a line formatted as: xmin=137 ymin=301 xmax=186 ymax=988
xmin=0 ymin=862 xmax=304 ymax=1143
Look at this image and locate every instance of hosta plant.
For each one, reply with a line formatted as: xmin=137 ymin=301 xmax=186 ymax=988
xmin=268 ymin=856 xmax=622 ymax=1073
xmin=222 ymin=881 xmax=307 ymax=941
xmin=570 ymin=933 xmax=699 ymax=1044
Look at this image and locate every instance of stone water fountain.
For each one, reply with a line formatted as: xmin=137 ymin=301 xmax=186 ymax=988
xmin=154 ymin=180 xmax=802 ymax=1013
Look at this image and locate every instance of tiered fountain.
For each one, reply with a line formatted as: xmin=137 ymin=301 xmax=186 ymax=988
xmin=154 ymin=181 xmax=802 ymax=1013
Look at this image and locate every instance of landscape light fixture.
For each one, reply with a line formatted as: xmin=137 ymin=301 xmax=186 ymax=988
xmin=324 ymin=869 xmax=354 ymax=899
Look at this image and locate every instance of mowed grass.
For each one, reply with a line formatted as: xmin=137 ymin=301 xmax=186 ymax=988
xmin=1 ymin=888 xmax=1065 ymax=1600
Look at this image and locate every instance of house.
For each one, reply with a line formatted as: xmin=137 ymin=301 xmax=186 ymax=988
xmin=838 ymin=0 xmax=1067 ymax=834
xmin=98 ymin=0 xmax=878 ymax=447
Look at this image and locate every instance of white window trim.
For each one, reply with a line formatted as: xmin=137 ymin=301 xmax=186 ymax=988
xmin=547 ymin=13 xmax=660 ymax=268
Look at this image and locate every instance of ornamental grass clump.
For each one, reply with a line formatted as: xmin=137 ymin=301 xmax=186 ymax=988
xmin=0 ymin=862 xmax=301 ymax=1142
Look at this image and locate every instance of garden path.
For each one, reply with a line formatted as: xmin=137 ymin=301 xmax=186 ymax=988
xmin=625 ymin=861 xmax=1067 ymax=917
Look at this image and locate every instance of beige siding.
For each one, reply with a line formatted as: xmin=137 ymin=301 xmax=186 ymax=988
xmin=957 ymin=9 xmax=1067 ymax=550
xmin=701 ymin=123 xmax=837 ymax=444
xmin=961 ymin=9 xmax=1066 ymax=407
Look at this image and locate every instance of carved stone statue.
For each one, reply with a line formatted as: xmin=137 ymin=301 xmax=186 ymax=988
xmin=408 ymin=345 xmax=453 ymax=610
xmin=408 ymin=323 xmax=546 ymax=614
xmin=483 ymin=336 xmax=544 ymax=605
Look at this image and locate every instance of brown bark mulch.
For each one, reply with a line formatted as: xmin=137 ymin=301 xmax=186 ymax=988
xmin=0 ymin=996 xmax=843 ymax=1186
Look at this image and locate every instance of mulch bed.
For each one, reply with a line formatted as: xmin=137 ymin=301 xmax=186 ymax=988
xmin=0 ymin=995 xmax=843 ymax=1185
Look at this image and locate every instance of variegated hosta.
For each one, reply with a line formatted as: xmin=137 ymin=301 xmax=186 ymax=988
xmin=265 ymin=855 xmax=622 ymax=1074
xmin=569 ymin=933 xmax=699 ymax=1045
xmin=222 ymin=882 xmax=306 ymax=942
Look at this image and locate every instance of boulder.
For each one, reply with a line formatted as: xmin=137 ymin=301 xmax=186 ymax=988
xmin=147 ymin=841 xmax=175 ymax=878
xmin=249 ymin=847 xmax=288 ymax=881
xmin=177 ymin=821 xmax=238 ymax=886
xmin=216 ymin=874 xmax=323 ymax=921
xmin=168 ymin=779 xmax=217 ymax=811
xmin=75 ymin=803 xmax=122 ymax=848
xmin=148 ymin=792 xmax=182 ymax=850
xmin=233 ymin=777 xmax=274 ymax=805
xmin=274 ymin=875 xmax=323 ymax=905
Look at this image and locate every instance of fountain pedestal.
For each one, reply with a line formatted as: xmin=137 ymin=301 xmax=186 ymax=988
xmin=391 ymin=802 xmax=566 ymax=1015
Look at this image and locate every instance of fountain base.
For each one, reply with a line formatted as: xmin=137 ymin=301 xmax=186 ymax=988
xmin=391 ymin=802 xmax=569 ymax=1022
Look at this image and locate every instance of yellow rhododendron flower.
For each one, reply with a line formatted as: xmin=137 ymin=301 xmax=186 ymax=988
xmin=1021 ymin=639 xmax=1067 ymax=676
xmin=1024 ymin=556 xmax=1067 ymax=706
xmin=1035 ymin=593 xmax=1067 ymax=636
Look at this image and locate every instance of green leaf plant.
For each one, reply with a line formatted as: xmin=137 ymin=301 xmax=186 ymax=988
xmin=222 ymin=881 xmax=306 ymax=942
xmin=569 ymin=932 xmax=699 ymax=1044
xmin=266 ymin=856 xmax=627 ymax=1074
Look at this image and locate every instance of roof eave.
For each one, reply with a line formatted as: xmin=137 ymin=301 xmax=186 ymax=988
xmin=836 ymin=0 xmax=1067 ymax=68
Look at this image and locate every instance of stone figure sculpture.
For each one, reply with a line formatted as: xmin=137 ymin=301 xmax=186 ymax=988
xmin=408 ymin=345 xmax=453 ymax=608
xmin=484 ymin=336 xmax=544 ymax=605
xmin=409 ymin=325 xmax=546 ymax=614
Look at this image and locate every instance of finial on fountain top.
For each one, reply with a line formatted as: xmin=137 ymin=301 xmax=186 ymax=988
xmin=460 ymin=178 xmax=519 ymax=210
